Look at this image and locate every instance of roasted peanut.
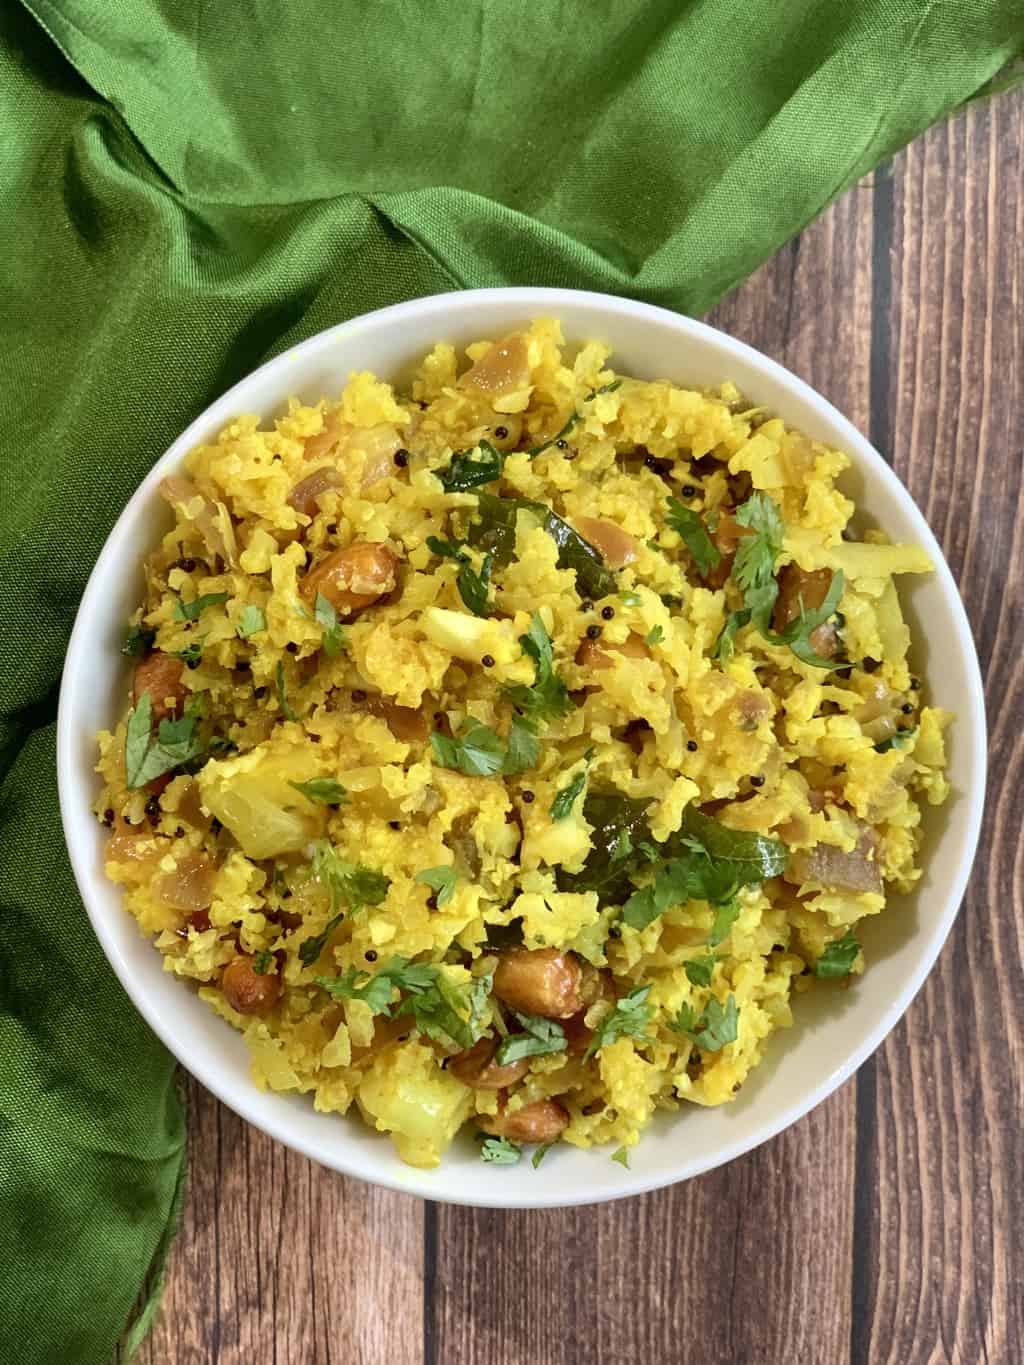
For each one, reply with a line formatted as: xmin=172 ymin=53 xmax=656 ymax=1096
xmin=478 ymin=1098 xmax=570 ymax=1143
xmin=493 ymin=948 xmax=583 ymax=1019
xmin=221 ymin=955 xmax=282 ymax=1016
xmin=300 ymin=541 xmax=398 ymax=617
xmin=573 ymin=517 xmax=638 ymax=569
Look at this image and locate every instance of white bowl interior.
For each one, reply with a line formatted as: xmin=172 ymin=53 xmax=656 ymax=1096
xmin=57 ymin=289 xmax=986 ymax=1207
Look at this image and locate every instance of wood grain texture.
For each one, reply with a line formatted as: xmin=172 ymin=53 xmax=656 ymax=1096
xmin=131 ymin=88 xmax=1024 ymax=1365
xmin=129 ymin=1082 xmax=424 ymax=1365
xmin=852 ymin=92 xmax=1024 ymax=1365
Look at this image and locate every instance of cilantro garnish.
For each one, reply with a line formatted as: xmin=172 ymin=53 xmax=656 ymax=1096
xmin=814 ymin=929 xmax=860 ymax=978
xmin=430 ymin=721 xmax=506 ymax=777
xmin=236 ymin=604 xmax=266 ymax=639
xmin=316 ymin=955 xmax=423 ymax=1013
xmin=121 ymin=624 xmax=155 ymax=657
xmin=494 ymin=1012 xmax=567 ymax=1065
xmin=480 ymin=1136 xmax=521 ymax=1165
xmin=317 ymin=954 xmax=491 ymax=1052
xmin=532 ymin=1142 xmax=555 ymax=1169
xmin=503 ymin=714 xmax=541 ymax=775
xmin=425 ymin=535 xmax=494 ymax=617
xmin=666 ymin=498 xmax=721 ymax=579
xmin=874 ymin=728 xmax=917 ymax=754
xmin=619 ymin=591 xmax=642 ymax=607
xmin=673 ymin=994 xmax=739 ymax=1052
xmin=275 ymin=660 xmax=297 ymax=721
xmin=621 ymin=807 xmax=785 ymax=933
xmin=611 ymin=1146 xmax=630 ymax=1169
xmin=171 ymin=642 xmax=202 ymax=667
xmin=683 ymin=954 xmax=717 ymax=988
xmin=583 ymin=984 xmax=654 ymax=1061
xmin=253 ymin=949 xmax=274 ymax=975
xmin=288 ymin=778 xmax=348 ymax=807
xmin=310 ymin=841 xmax=391 ymax=913
xmin=708 ymin=898 xmax=741 ymax=946
xmin=314 ymin=592 xmax=347 ymax=657
xmin=550 ymin=764 xmax=589 ymax=821
xmin=414 ymin=866 xmax=458 ymax=907
xmin=712 ymin=494 xmax=845 ymax=669
xmin=644 ymin=624 xmax=664 ymax=647
xmin=173 ymin=591 xmax=229 ymax=622
xmin=124 ymin=692 xmax=205 ymax=789
xmin=396 ymin=967 xmax=493 ymax=1049
xmin=503 ymin=613 xmax=573 ymax=727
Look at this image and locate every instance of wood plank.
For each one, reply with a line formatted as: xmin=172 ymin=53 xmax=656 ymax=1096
xmin=430 ymin=183 xmax=876 ymax=1365
xmin=853 ymin=90 xmax=1024 ymax=1365
xmin=132 ymin=1079 xmax=425 ymax=1365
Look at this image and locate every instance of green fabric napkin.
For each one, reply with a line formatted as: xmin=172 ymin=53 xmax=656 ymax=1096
xmin=1 ymin=2 xmax=1020 ymax=1360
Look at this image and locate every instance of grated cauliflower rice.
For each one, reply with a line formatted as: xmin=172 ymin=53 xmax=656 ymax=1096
xmin=95 ymin=320 xmax=950 ymax=1168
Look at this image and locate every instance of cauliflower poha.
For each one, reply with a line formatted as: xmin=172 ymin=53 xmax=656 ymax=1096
xmin=95 ymin=320 xmax=950 ymax=1169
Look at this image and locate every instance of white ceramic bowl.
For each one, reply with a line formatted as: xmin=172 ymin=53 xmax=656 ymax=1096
xmin=58 ymin=288 xmax=986 ymax=1208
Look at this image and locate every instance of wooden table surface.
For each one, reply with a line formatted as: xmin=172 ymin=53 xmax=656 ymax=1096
xmin=129 ymin=89 xmax=1024 ymax=1365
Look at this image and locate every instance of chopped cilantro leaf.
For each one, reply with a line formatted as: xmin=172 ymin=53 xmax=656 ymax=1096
xmin=644 ymin=624 xmax=664 ymax=647
xmin=236 ymin=604 xmax=266 ymax=639
xmin=684 ymin=954 xmax=717 ymax=987
xmin=430 ymin=721 xmax=506 ymax=777
xmin=619 ymin=591 xmax=642 ymax=607
xmin=173 ymin=591 xmax=229 ymax=622
xmin=415 ymin=865 xmax=458 ymax=907
xmin=503 ymin=714 xmax=541 ymax=775
xmin=503 ymin=613 xmax=573 ymax=727
xmin=666 ymin=498 xmax=721 ymax=579
xmin=480 ymin=1136 xmax=521 ymax=1165
xmin=673 ymin=994 xmax=739 ymax=1052
xmin=583 ymin=984 xmax=653 ymax=1061
xmin=532 ymin=1142 xmax=555 ymax=1169
xmin=314 ymin=592 xmax=347 ymax=657
xmin=733 ymin=493 xmax=785 ymax=595
xmin=874 ymin=727 xmax=917 ymax=753
xmin=288 ymin=778 xmax=348 ymax=807
xmin=397 ymin=967 xmax=493 ymax=1049
xmin=171 ymin=642 xmax=202 ymax=666
xmin=316 ymin=955 xmax=415 ymax=1013
xmin=709 ymin=898 xmax=741 ymax=946
xmin=253 ymin=949 xmax=274 ymax=975
xmin=550 ymin=764 xmax=588 ymax=821
xmin=814 ymin=929 xmax=860 ymax=978
xmin=308 ymin=840 xmax=390 ymax=917
xmin=495 ymin=1012 xmax=567 ymax=1065
xmin=121 ymin=624 xmax=155 ymax=657
xmin=611 ymin=1146 xmax=630 ymax=1169
xmin=274 ymin=661 xmax=296 ymax=721
xmin=124 ymin=692 xmax=205 ymax=789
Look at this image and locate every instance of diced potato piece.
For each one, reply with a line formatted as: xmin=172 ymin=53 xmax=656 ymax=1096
xmin=357 ymin=1039 xmax=473 ymax=1168
xmin=421 ymin=606 xmax=520 ymax=666
xmin=198 ymin=740 xmax=328 ymax=859
xmin=826 ymin=542 xmax=933 ymax=581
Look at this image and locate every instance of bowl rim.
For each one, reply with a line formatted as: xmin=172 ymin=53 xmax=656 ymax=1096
xmin=57 ymin=286 xmax=987 ymax=1208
